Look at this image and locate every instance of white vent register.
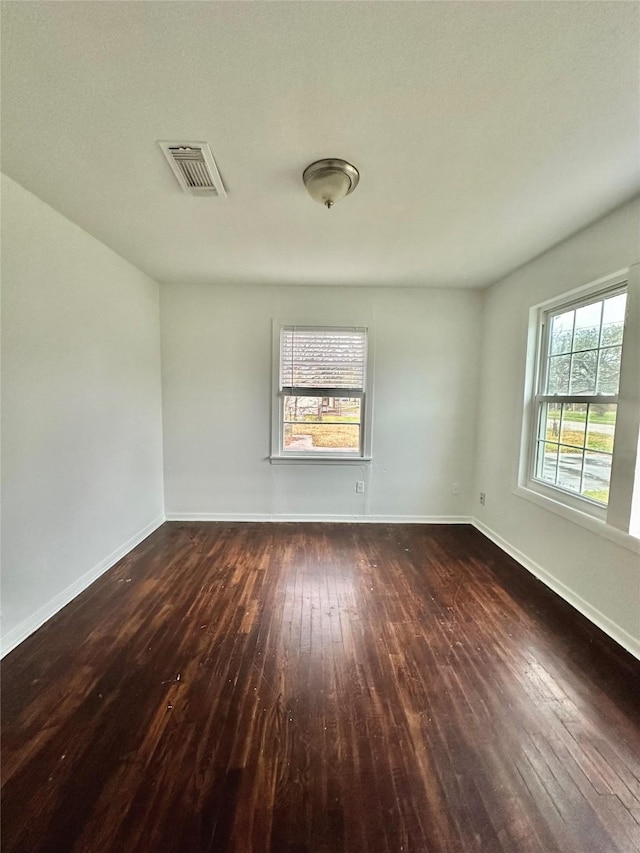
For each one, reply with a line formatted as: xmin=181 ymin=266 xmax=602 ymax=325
xmin=159 ymin=141 xmax=226 ymax=197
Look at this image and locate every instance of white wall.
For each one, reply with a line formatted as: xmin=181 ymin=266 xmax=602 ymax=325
xmin=4 ymin=171 xmax=636 ymax=661
xmin=1 ymin=174 xmax=165 ymax=654
xmin=161 ymin=284 xmax=481 ymax=521
xmin=474 ymin=197 xmax=640 ymax=657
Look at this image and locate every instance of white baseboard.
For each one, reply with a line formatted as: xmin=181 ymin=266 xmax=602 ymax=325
xmin=472 ymin=518 xmax=640 ymax=660
xmin=165 ymin=512 xmax=472 ymax=524
xmin=0 ymin=514 xmax=166 ymax=658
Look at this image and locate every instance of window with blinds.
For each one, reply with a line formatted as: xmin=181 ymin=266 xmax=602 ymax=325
xmin=280 ymin=328 xmax=367 ymax=394
xmin=277 ymin=327 xmax=368 ymax=456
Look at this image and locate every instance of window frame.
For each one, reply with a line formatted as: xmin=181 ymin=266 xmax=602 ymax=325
xmin=518 ymin=266 xmax=640 ymax=538
xmin=270 ymin=322 xmax=374 ymax=464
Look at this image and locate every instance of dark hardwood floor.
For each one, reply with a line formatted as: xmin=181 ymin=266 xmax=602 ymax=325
xmin=2 ymin=522 xmax=639 ymax=853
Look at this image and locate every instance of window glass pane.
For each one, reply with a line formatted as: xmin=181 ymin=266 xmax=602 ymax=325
xmin=540 ymin=403 xmax=561 ymax=441
xmin=601 ymin=293 xmax=626 ymax=346
xmin=596 ymin=347 xmax=622 ymax=394
xmin=550 ymin=310 xmax=574 ymax=355
xmin=573 ymin=301 xmax=602 ymax=351
xmin=586 ymin=404 xmax=616 ymax=453
xmin=284 ymin=422 xmax=360 ymax=452
xmin=560 ymin=403 xmax=587 ymax=448
xmin=569 ymin=351 xmax=597 ymax=394
xmin=284 ymin=396 xmax=361 ymax=424
xmin=536 ymin=440 xmax=558 ymax=483
xmin=283 ymin=396 xmax=361 ymax=452
xmin=546 ymin=355 xmax=570 ymax=394
xmin=581 ymin=451 xmax=612 ymax=505
xmin=557 ymin=446 xmax=583 ymax=493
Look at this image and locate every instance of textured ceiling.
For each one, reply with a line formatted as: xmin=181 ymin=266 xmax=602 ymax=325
xmin=2 ymin=1 xmax=639 ymax=288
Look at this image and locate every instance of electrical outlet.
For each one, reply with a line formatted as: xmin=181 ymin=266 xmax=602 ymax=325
xmin=452 ymin=483 xmax=460 ymax=495
xmin=480 ymin=492 xmax=486 ymax=505
xmin=356 ymin=480 xmax=365 ymax=494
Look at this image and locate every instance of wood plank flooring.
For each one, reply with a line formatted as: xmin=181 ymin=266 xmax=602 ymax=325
xmin=2 ymin=522 xmax=639 ymax=853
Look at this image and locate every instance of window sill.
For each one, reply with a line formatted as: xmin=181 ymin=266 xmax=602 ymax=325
xmin=270 ymin=455 xmax=372 ymax=465
xmin=513 ymin=484 xmax=640 ymax=554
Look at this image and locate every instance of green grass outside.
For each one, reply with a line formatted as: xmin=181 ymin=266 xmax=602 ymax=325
xmin=545 ymin=427 xmax=613 ymax=453
xmin=298 ymin=414 xmax=360 ymax=423
xmin=583 ymin=488 xmax=609 ymax=503
xmin=549 ymin=409 xmax=615 ymax=425
xmin=286 ymin=423 xmax=360 ymax=448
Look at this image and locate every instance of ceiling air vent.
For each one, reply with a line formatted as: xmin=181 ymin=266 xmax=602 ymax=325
xmin=159 ymin=141 xmax=226 ymax=197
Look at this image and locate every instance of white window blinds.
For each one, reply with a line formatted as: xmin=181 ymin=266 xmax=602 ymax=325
xmin=280 ymin=327 xmax=367 ymax=394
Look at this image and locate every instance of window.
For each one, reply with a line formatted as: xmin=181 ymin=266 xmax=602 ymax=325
xmin=272 ymin=326 xmax=372 ymax=460
xmin=534 ymin=286 xmax=626 ymax=505
xmin=522 ymin=267 xmax=640 ymax=538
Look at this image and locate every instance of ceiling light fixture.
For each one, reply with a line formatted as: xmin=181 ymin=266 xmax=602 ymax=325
xmin=302 ymin=158 xmax=359 ymax=209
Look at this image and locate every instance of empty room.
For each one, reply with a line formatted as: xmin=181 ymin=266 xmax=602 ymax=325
xmin=1 ymin=2 xmax=639 ymax=852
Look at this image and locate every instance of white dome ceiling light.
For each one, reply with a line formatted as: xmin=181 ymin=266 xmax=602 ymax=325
xmin=302 ymin=159 xmax=360 ymax=209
